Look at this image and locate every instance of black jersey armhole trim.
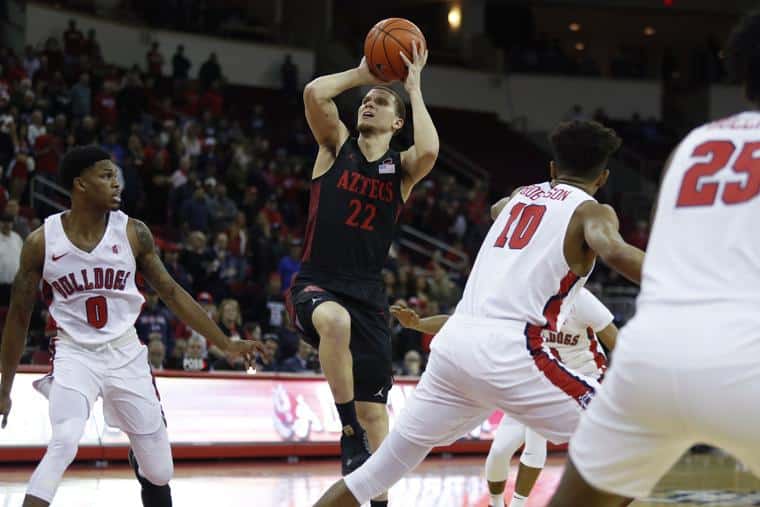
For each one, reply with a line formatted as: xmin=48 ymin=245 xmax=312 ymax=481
xmin=311 ymin=136 xmax=355 ymax=182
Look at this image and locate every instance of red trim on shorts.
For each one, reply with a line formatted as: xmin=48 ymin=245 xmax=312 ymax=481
xmin=587 ymin=327 xmax=607 ymax=373
xmin=301 ymin=180 xmax=321 ymax=262
xmin=525 ymin=271 xmax=595 ymax=408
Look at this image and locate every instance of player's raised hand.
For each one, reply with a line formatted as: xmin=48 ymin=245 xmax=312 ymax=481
xmin=390 ymin=304 xmax=421 ymax=330
xmin=0 ymin=393 xmax=11 ymax=429
xmin=399 ymin=40 xmax=428 ymax=93
xmin=357 ymin=57 xmax=387 ymax=86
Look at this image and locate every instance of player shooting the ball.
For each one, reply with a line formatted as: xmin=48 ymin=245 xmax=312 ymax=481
xmin=286 ymin=19 xmax=438 ymax=507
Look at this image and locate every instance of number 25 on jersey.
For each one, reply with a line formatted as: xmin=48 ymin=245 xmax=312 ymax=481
xmin=676 ymin=141 xmax=760 ymax=207
xmin=494 ymin=203 xmax=547 ymax=250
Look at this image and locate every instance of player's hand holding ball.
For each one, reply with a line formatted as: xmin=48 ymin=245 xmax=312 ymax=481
xmin=364 ymin=18 xmax=427 ymax=84
xmin=399 ymin=40 xmax=428 ymax=93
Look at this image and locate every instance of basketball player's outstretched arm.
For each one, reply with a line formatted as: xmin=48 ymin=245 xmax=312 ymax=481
xmin=390 ymin=304 xmax=449 ymax=334
xmin=303 ymin=58 xmax=383 ymax=150
xmin=0 ymin=228 xmax=44 ymax=427
xmin=129 ymin=220 xmax=265 ymax=359
xmin=581 ymin=203 xmax=644 ymax=285
xmin=400 ymin=41 xmax=439 ymax=197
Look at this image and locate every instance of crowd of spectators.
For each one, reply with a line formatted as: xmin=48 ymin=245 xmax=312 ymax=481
xmin=0 ymin=20 xmax=495 ymax=378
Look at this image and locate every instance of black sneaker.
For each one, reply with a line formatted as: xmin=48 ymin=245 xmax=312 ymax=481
xmin=340 ymin=426 xmax=371 ymax=475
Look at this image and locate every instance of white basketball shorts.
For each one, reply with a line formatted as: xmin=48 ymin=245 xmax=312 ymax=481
xmin=33 ymin=327 xmax=164 ymax=435
xmin=394 ymin=314 xmax=600 ymax=448
xmin=570 ymin=307 xmax=760 ymax=499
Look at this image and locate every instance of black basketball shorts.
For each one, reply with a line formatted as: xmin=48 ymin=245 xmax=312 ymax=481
xmin=286 ymin=282 xmax=393 ymax=404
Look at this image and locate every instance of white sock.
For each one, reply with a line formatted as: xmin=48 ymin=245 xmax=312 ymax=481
xmin=489 ymin=493 xmax=504 ymax=506
xmin=509 ymin=493 xmax=527 ymax=507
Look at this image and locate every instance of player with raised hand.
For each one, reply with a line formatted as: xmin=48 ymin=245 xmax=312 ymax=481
xmin=288 ymin=19 xmax=437 ymax=507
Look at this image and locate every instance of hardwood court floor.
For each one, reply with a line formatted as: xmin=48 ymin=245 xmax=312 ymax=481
xmin=0 ymin=452 xmax=756 ymax=506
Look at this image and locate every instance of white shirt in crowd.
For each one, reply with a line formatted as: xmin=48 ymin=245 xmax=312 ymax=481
xmin=0 ymin=229 xmax=23 ymax=284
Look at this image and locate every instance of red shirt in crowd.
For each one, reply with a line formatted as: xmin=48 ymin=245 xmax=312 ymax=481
xmin=94 ymin=91 xmax=118 ymax=127
xmin=33 ymin=134 xmax=62 ymax=177
xmin=200 ymin=89 xmax=224 ymax=118
xmin=147 ymin=49 xmax=164 ymax=76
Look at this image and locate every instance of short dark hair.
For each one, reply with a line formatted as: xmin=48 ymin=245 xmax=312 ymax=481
xmin=549 ymin=121 xmax=622 ymax=180
xmin=60 ymin=145 xmax=111 ymax=190
xmin=370 ymin=85 xmax=406 ymax=122
xmin=724 ymin=8 xmax=760 ymax=102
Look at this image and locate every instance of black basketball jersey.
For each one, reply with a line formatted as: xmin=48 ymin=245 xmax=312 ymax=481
xmin=298 ymin=137 xmax=403 ymax=304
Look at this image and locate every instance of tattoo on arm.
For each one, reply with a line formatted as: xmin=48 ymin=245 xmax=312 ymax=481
xmin=132 ymin=220 xmax=178 ymax=303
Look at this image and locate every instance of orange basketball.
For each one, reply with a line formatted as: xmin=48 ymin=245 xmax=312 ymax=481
xmin=364 ymin=18 xmax=427 ymax=82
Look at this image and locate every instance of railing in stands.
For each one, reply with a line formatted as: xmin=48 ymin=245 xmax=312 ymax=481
xmin=398 ymin=225 xmax=469 ymax=273
xmin=436 ymin=143 xmax=491 ymax=187
xmin=30 ymin=175 xmax=69 ymax=214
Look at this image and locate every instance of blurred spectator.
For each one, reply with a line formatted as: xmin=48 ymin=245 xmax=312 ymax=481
xmin=280 ymin=54 xmax=298 ymax=97
xmin=626 ymin=219 xmax=650 ymax=250
xmin=0 ymin=213 xmax=22 ymax=304
xmin=207 ymin=232 xmax=246 ymax=298
xmin=165 ymin=338 xmax=186 ymax=369
xmin=401 ymin=350 xmax=422 ymax=377
xmin=181 ymin=232 xmax=211 ymax=293
xmin=7 ymin=150 xmax=34 ymax=200
xmin=198 ymin=53 xmax=222 ymax=91
xmin=94 ymin=81 xmax=118 ymax=127
xmin=563 ymin=104 xmax=588 ymax=122
xmin=135 ymin=287 xmax=175 ymax=353
xmin=182 ymin=334 xmax=209 ymax=371
xmin=146 ymin=42 xmax=164 ymax=77
xmin=22 ymin=46 xmax=40 ymax=81
xmin=279 ymin=340 xmax=316 ymax=373
xmin=163 ymin=242 xmax=192 ymax=292
xmin=265 ymin=274 xmax=286 ymax=330
xmin=27 ymin=110 xmax=45 ymax=147
xmin=208 ymin=182 xmax=237 ymax=232
xmin=148 ymin=339 xmax=166 ymax=371
xmin=256 ymin=333 xmax=279 ymax=372
xmin=70 ymin=73 xmax=92 ymax=118
xmin=63 ymin=19 xmax=84 ymax=59
xmin=208 ymin=297 xmax=242 ymax=360
xmin=84 ymin=29 xmax=102 ymax=65
xmin=172 ymin=45 xmax=192 ymax=81
xmin=180 ymin=185 xmax=211 ymax=232
xmin=5 ymin=199 xmax=30 ymax=239
xmin=277 ymin=238 xmax=301 ymax=292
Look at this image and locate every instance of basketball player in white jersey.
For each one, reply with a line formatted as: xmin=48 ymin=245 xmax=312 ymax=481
xmin=0 ymin=146 xmax=263 ymax=507
xmin=314 ymin=120 xmax=645 ymax=506
xmin=549 ymin=11 xmax=760 ymax=507
xmin=390 ymin=285 xmax=616 ymax=507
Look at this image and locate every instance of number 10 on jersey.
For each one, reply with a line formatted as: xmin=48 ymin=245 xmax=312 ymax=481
xmin=494 ymin=203 xmax=547 ymax=250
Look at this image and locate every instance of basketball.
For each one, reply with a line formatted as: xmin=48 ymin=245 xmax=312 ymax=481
xmin=364 ymin=18 xmax=427 ymax=82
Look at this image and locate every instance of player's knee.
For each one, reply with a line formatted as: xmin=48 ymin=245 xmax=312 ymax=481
xmin=48 ymin=419 xmax=85 ymax=465
xmin=140 ymin=458 xmax=174 ymax=486
xmin=357 ymin=404 xmax=388 ymax=432
xmin=313 ymin=304 xmax=351 ymax=342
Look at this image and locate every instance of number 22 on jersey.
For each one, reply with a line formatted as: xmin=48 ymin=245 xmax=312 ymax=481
xmin=494 ymin=203 xmax=547 ymax=250
xmin=676 ymin=140 xmax=760 ymax=207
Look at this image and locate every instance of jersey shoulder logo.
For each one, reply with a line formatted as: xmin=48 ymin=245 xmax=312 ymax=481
xmin=51 ymin=253 xmax=68 ymax=262
xmin=378 ymin=158 xmax=395 ymax=175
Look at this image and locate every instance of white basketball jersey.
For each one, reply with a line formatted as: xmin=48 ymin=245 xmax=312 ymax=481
xmin=638 ymin=111 xmax=760 ymax=338
xmin=43 ymin=210 xmax=144 ymax=345
xmin=456 ymin=182 xmax=595 ymax=332
xmin=542 ymin=288 xmax=613 ymax=378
